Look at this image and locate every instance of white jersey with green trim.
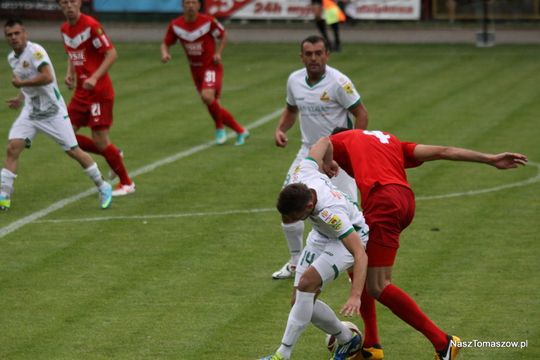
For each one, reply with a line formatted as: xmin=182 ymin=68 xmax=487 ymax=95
xmin=291 ymin=158 xmax=368 ymax=248
xmin=7 ymin=41 xmax=67 ymax=120
xmin=286 ymin=65 xmax=361 ymax=147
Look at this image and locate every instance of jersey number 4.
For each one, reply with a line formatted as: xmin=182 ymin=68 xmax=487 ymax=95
xmin=364 ymin=130 xmax=390 ymax=144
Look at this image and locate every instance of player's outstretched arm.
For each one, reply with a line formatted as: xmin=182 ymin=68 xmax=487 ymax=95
xmin=413 ymin=144 xmax=528 ymax=169
xmin=350 ymin=102 xmax=368 ymax=130
xmin=340 ymin=232 xmax=367 ymax=317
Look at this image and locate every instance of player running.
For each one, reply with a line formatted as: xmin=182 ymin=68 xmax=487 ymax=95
xmin=161 ymin=0 xmax=249 ymax=146
xmin=58 ymin=0 xmax=135 ymax=197
xmin=1 ymin=19 xmax=112 ymax=210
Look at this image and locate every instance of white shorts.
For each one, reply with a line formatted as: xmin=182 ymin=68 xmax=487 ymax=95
xmin=9 ymin=109 xmax=78 ymax=151
xmin=284 ymin=144 xmax=358 ymax=203
xmin=293 ymin=238 xmax=354 ymax=289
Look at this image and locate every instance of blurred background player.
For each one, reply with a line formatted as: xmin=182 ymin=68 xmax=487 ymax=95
xmin=272 ymin=35 xmax=368 ymax=280
xmin=161 ymin=0 xmax=249 ymax=146
xmin=1 ymin=19 xmax=112 ymax=210
xmin=312 ymin=0 xmax=345 ymax=52
xmin=310 ymin=129 xmax=528 ymax=360
xmin=259 ymin=150 xmax=369 ymax=360
xmin=58 ymin=0 xmax=135 ymax=197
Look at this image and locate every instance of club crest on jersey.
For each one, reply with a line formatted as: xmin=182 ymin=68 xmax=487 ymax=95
xmin=96 ymin=27 xmax=104 ymax=35
xmin=22 ymin=60 xmax=30 ymax=68
xmin=33 ymin=51 xmax=44 ymax=61
xmin=320 ymin=91 xmax=330 ymax=102
xmin=342 ymin=82 xmax=355 ymax=95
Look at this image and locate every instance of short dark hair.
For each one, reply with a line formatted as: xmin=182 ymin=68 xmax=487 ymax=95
xmin=300 ymin=35 xmax=329 ymax=53
xmin=4 ymin=18 xmax=23 ymax=28
xmin=277 ymin=183 xmax=312 ymax=215
xmin=331 ymin=127 xmax=350 ymax=135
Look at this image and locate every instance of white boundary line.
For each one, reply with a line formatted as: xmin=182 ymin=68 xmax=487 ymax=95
xmin=0 ymin=108 xmax=283 ymax=238
xmin=34 ymin=161 xmax=540 ymax=225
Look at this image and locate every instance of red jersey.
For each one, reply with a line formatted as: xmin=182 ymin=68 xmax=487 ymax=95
xmin=60 ymin=13 xmax=115 ymax=102
xmin=163 ymin=13 xmax=225 ymax=69
xmin=330 ymin=130 xmax=423 ymax=207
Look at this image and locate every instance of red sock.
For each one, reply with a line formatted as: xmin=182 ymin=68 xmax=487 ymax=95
xmin=76 ymin=134 xmax=100 ymax=154
xmin=361 ymin=287 xmax=380 ymax=348
xmin=101 ymin=144 xmax=132 ymax=186
xmin=378 ymin=284 xmax=448 ymax=350
xmin=220 ymin=106 xmax=244 ymax=133
xmin=206 ymin=100 xmax=224 ymax=129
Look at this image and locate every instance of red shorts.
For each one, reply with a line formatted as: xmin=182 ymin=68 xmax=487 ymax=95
xmin=191 ymin=63 xmax=223 ymax=98
xmin=364 ymin=184 xmax=415 ymax=267
xmin=68 ymin=97 xmax=114 ymax=129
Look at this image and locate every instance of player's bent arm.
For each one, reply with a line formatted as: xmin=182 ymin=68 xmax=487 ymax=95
xmin=309 ymin=137 xmax=339 ymax=177
xmin=340 ymin=231 xmax=368 ymax=316
xmin=275 ymin=104 xmax=298 ymax=147
xmin=350 ymin=102 xmax=368 ymax=130
xmin=91 ymin=47 xmax=117 ymax=81
xmin=214 ymin=32 xmax=227 ymax=63
xmin=12 ymin=63 xmax=54 ymax=88
xmin=414 ymin=144 xmax=528 ymax=169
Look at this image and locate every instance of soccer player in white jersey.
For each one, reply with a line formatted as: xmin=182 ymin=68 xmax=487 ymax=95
xmin=1 ymin=19 xmax=112 ymax=210
xmin=259 ymin=147 xmax=369 ymax=360
xmin=272 ymin=35 xmax=368 ymax=279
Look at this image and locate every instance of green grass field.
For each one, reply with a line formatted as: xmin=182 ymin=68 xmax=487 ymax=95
xmin=0 ymin=41 xmax=539 ymax=359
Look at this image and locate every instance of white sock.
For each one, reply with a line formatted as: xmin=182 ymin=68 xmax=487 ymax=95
xmin=277 ymin=290 xmax=316 ymax=359
xmin=0 ymin=168 xmax=17 ymax=197
xmin=311 ymin=300 xmax=353 ymax=344
xmin=84 ymin=162 xmax=104 ymax=187
xmin=282 ymin=221 xmax=304 ymax=266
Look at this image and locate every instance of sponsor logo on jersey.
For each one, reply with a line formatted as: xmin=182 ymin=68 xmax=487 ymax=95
xmin=327 ymin=215 xmax=343 ymax=230
xmin=33 ymin=51 xmax=44 ymax=61
xmin=96 ymin=27 xmax=103 ymax=35
xmin=184 ymin=41 xmax=204 ymax=56
xmin=342 ymin=82 xmax=355 ymax=95
xmin=68 ymin=50 xmax=86 ymax=66
xmin=320 ymin=91 xmax=330 ymax=102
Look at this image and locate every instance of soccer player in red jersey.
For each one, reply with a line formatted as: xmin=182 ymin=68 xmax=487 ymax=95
xmin=310 ymin=129 xmax=527 ymax=360
xmin=58 ymin=0 xmax=135 ymax=196
xmin=160 ymin=0 xmax=249 ymax=146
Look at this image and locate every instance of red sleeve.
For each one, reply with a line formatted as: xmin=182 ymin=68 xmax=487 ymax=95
xmin=163 ymin=22 xmax=177 ymax=46
xmin=90 ymin=21 xmax=114 ymax=54
xmin=210 ymin=17 xmax=225 ymax=39
xmin=401 ymin=142 xmax=423 ymax=169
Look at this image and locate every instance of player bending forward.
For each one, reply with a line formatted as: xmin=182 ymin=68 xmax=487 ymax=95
xmin=259 ymin=151 xmax=369 ymax=360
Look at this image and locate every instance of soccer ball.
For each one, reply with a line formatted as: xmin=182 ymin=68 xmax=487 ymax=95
xmin=325 ymin=320 xmax=362 ymax=357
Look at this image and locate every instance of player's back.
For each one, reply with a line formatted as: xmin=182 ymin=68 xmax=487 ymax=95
xmin=330 ymin=130 xmax=412 ymax=205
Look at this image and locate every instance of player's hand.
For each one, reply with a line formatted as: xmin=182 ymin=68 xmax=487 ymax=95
xmin=161 ymin=53 xmax=171 ymax=64
xmin=11 ymin=74 xmax=23 ymax=88
xmin=275 ymin=129 xmax=288 ymax=147
xmin=65 ymin=75 xmax=75 ymax=90
xmin=6 ymin=97 xmax=22 ymax=109
xmin=322 ymin=160 xmax=340 ymax=178
xmin=82 ymin=76 xmax=97 ymax=90
xmin=340 ymin=296 xmax=361 ymax=317
xmin=213 ymin=53 xmax=222 ymax=64
xmin=490 ymin=152 xmax=528 ymax=169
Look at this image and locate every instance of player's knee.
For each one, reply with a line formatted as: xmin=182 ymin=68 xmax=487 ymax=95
xmin=201 ymin=93 xmax=214 ymax=105
xmin=366 ymin=280 xmax=390 ymax=299
xmin=297 ymin=274 xmax=320 ymax=293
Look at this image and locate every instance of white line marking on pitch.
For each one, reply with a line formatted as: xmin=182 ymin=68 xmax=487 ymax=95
xmin=0 ymin=108 xmax=283 ymax=238
xmin=34 ymin=161 xmax=540 ymax=225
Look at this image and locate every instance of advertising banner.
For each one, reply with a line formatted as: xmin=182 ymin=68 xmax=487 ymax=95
xmin=0 ymin=0 xmax=62 ymax=19
xmin=205 ymin=0 xmax=420 ymax=20
xmin=93 ymin=0 xmax=181 ymax=13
